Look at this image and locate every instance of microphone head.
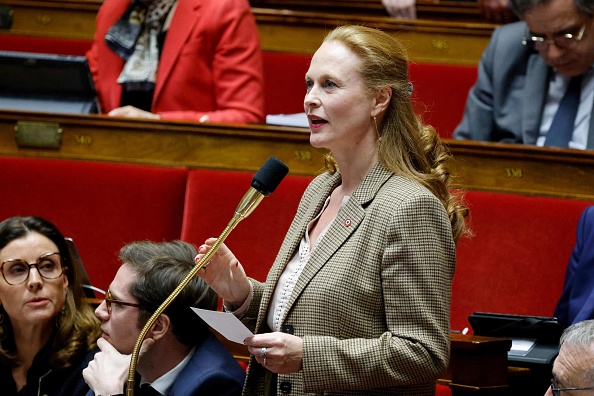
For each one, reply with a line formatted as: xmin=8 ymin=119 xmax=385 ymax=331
xmin=251 ymin=157 xmax=289 ymax=196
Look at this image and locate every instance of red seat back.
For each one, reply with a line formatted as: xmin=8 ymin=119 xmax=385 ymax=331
xmin=409 ymin=62 xmax=477 ymax=138
xmin=0 ymin=34 xmax=92 ymax=56
xmin=0 ymin=156 xmax=188 ymax=291
xmin=181 ymin=168 xmax=312 ymax=282
xmin=452 ymin=191 xmax=592 ymax=331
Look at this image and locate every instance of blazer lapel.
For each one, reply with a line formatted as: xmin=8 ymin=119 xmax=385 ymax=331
xmin=258 ymin=174 xmax=340 ymax=324
xmin=279 ymin=164 xmax=392 ymax=325
xmin=154 ymin=0 xmax=200 ymax=102
xmin=521 ymin=54 xmax=549 ymax=144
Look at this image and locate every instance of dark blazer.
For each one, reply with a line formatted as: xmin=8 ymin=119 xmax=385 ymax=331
xmin=453 ymin=21 xmax=594 ymax=149
xmin=169 ymin=334 xmax=245 ymax=396
xmin=86 ymin=0 xmax=265 ymax=123
xmin=555 ymin=206 xmax=594 ymax=327
xmin=86 ymin=334 xmax=245 ymax=396
xmin=240 ymin=163 xmax=456 ymax=395
xmin=0 ymin=346 xmax=96 ymax=396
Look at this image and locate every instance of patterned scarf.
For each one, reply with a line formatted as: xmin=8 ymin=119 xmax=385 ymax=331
xmin=105 ymin=0 xmax=176 ymax=92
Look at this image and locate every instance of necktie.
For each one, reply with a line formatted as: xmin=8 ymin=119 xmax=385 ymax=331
xmin=138 ymin=384 xmax=161 ymax=396
xmin=545 ymin=74 xmax=583 ymax=147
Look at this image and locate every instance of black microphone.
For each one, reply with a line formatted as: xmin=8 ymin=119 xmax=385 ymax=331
xmin=232 ymin=157 xmax=289 ymax=222
xmin=252 ymin=156 xmax=289 ymax=196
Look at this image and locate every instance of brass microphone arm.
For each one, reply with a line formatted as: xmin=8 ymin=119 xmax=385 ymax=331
xmin=126 ymin=187 xmax=264 ymax=396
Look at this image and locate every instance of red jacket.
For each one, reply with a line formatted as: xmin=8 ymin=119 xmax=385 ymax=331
xmin=87 ymin=0 xmax=265 ymax=123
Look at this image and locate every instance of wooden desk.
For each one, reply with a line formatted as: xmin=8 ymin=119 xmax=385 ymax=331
xmin=0 ymin=0 xmax=495 ymax=64
xmin=212 ymin=332 xmax=513 ymax=395
xmin=253 ymin=8 xmax=495 ymax=64
xmin=83 ymin=295 xmax=513 ymax=394
xmin=250 ymin=0 xmax=486 ymax=22
xmin=1 ymin=110 xmax=593 ymax=201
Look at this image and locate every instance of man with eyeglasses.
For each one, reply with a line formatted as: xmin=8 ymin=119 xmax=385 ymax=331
xmin=545 ymin=319 xmax=594 ymax=395
xmin=453 ymin=0 xmax=594 ymax=150
xmin=82 ymin=240 xmax=245 ymax=396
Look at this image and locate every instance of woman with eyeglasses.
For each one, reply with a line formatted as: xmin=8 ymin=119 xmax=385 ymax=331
xmin=0 ymin=216 xmax=101 ymax=396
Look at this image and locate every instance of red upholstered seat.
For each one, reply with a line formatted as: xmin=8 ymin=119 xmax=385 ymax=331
xmin=0 ymin=156 xmax=188 ymax=292
xmin=0 ymin=34 xmax=92 ymax=56
xmin=451 ymin=191 xmax=593 ymax=332
xmin=261 ymin=51 xmax=476 ymax=139
xmin=436 ymin=384 xmax=452 ymax=396
xmin=180 ymin=168 xmax=313 ymax=282
xmin=409 ymin=62 xmax=477 ymax=139
xmin=262 ymin=51 xmax=310 ymax=116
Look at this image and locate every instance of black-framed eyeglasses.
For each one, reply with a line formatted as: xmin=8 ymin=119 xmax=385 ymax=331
xmin=1 ymin=252 xmax=65 ymax=285
xmin=522 ymin=24 xmax=586 ymax=51
xmin=551 ymin=378 xmax=594 ymax=395
xmin=104 ymin=289 xmax=144 ymax=315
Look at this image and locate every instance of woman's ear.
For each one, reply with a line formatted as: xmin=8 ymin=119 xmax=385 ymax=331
xmin=372 ymin=86 xmax=392 ymax=117
xmin=149 ymin=313 xmax=171 ymax=341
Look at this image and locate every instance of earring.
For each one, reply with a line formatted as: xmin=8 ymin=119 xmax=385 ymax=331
xmin=373 ymin=115 xmax=381 ymax=140
xmin=55 ymin=306 xmax=66 ymax=328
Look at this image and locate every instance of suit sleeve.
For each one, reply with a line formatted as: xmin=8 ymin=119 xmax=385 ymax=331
xmin=554 ymin=206 xmax=594 ymax=326
xmin=452 ymin=27 xmax=501 ymax=141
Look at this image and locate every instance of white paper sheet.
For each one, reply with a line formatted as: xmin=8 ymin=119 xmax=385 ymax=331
xmin=266 ymin=112 xmax=309 ymax=128
xmin=509 ymin=338 xmax=536 ymax=356
xmin=191 ymin=307 xmax=254 ymax=344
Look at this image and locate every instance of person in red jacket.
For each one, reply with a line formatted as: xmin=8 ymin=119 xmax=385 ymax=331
xmin=87 ymin=0 xmax=265 ymax=124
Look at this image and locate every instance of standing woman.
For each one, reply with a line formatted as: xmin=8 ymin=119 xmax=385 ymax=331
xmin=0 ymin=216 xmax=101 ymax=395
xmin=198 ymin=25 xmax=468 ymax=395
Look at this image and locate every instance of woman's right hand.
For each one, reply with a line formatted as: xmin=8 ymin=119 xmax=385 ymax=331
xmin=196 ymin=238 xmax=251 ymax=307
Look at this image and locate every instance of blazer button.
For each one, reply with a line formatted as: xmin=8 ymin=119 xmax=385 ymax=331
xmin=282 ymin=324 xmax=294 ymax=334
xmin=280 ymin=381 xmax=292 ymax=394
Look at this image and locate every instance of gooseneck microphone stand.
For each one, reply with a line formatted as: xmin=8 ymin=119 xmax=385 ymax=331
xmin=126 ymin=157 xmax=288 ymax=396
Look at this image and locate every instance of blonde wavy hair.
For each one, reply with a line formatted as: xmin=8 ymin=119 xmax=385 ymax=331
xmin=322 ymin=25 xmax=469 ymax=242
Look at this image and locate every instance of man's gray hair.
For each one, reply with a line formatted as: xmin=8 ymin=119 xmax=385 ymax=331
xmin=510 ymin=0 xmax=594 ymax=16
xmin=559 ymin=319 xmax=594 ymax=382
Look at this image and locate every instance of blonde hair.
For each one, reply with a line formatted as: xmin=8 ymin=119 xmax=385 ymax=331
xmin=323 ymin=25 xmax=469 ymax=242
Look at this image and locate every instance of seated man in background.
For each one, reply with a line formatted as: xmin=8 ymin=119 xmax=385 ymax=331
xmin=83 ymin=240 xmax=245 ymax=396
xmin=555 ymin=206 xmax=594 ymax=328
xmin=87 ymin=0 xmax=265 ymax=124
xmin=453 ymin=0 xmax=594 ymax=150
xmin=544 ymin=319 xmax=594 ymax=395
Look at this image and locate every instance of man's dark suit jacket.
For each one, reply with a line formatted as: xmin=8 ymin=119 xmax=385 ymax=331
xmin=555 ymin=206 xmax=594 ymax=327
xmin=86 ymin=334 xmax=245 ymax=396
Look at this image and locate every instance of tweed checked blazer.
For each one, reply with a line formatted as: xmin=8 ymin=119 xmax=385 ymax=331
xmin=239 ymin=163 xmax=456 ymax=396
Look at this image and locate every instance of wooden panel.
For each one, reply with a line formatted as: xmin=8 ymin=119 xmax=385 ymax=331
xmin=0 ymin=0 xmax=494 ymax=64
xmin=1 ymin=110 xmax=594 ymax=201
xmin=253 ymin=8 xmax=494 ymax=64
xmin=0 ymin=0 xmax=99 ymax=39
xmin=250 ymin=0 xmax=485 ymax=21
xmin=449 ymin=140 xmax=594 ymax=201
xmin=0 ymin=110 xmax=326 ymax=176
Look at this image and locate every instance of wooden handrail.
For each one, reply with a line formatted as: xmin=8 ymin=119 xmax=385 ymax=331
xmin=1 ymin=110 xmax=593 ymax=201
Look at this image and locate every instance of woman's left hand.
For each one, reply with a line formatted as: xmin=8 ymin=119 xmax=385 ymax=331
xmin=245 ymin=332 xmax=303 ymax=374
